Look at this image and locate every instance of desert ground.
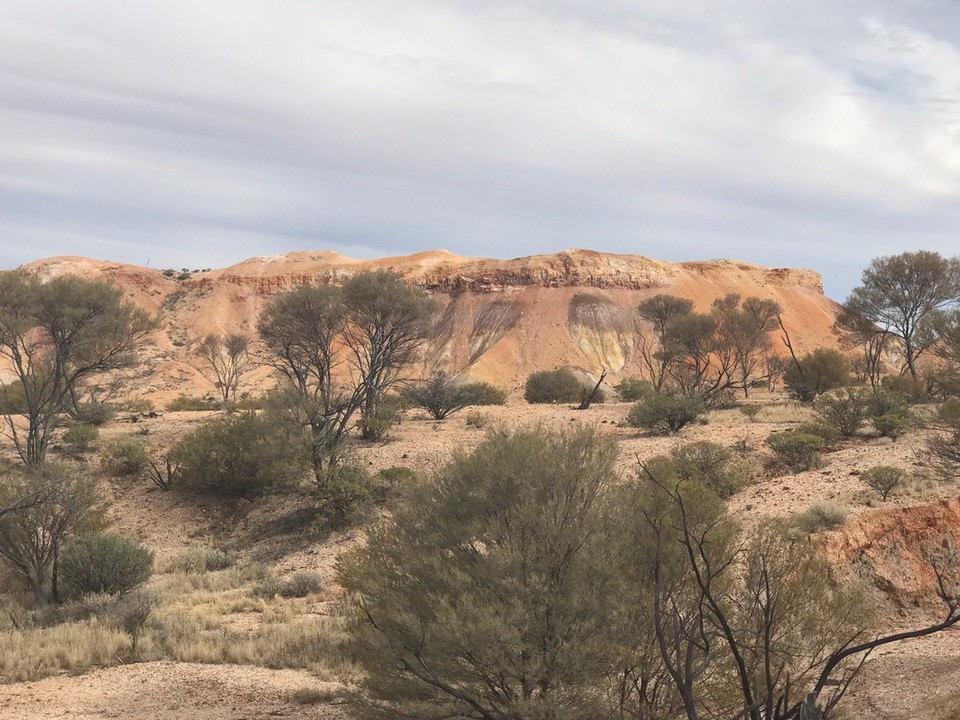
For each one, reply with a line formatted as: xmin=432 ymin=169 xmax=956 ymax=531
xmin=2 ymin=391 xmax=960 ymax=719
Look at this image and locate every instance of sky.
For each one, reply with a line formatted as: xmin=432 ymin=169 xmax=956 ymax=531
xmin=1 ymin=1 xmax=959 ymax=300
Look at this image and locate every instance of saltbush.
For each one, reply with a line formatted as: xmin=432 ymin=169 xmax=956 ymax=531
xmin=791 ymin=501 xmax=848 ymax=533
xmin=667 ymin=441 xmax=756 ymax=499
xmin=783 ymin=349 xmax=849 ymax=402
xmin=765 ymin=431 xmax=825 ymax=472
xmin=63 ymin=423 xmax=99 ymax=451
xmin=880 ymin=374 xmax=930 ymax=404
xmin=815 ymin=388 xmax=869 ymax=437
xmin=59 ymin=533 xmax=154 ymax=600
xmin=101 ymin=438 xmax=149 ymax=476
xmin=614 ymin=377 xmax=653 ymax=402
xmin=72 ymin=402 xmax=115 ymax=426
xmin=524 ymin=369 xmax=586 ymax=404
xmin=166 ymin=395 xmax=217 ymax=412
xmin=866 ymin=388 xmax=911 ymax=438
xmin=172 ymin=412 xmax=308 ymax=498
xmin=861 ymin=465 xmax=907 ymax=501
xmin=626 ymin=391 xmax=704 ymax=435
xmin=406 ymin=375 xmax=506 ymax=420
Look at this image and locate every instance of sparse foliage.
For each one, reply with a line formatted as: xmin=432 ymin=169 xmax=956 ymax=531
xmin=0 ymin=465 xmax=103 ymax=604
xmin=342 ymin=271 xmax=436 ymax=439
xmin=843 ymin=251 xmax=960 ymax=377
xmin=405 ymin=373 xmax=506 ymax=420
xmin=0 ymin=271 xmax=155 ymax=469
xmin=783 ymin=348 xmax=849 ymax=402
xmin=626 ymin=390 xmax=704 ymax=434
xmin=815 ymin=388 xmax=869 ymax=437
xmin=196 ymin=333 xmax=252 ymax=403
xmin=862 ymin=466 xmax=907 ymax=501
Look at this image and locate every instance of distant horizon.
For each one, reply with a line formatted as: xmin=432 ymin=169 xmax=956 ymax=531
xmin=11 ymin=245 xmax=865 ymax=301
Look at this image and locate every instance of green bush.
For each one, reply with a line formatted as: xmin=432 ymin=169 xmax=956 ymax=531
xmin=783 ymin=349 xmax=849 ymax=402
xmin=765 ymin=431 xmax=825 ymax=472
xmin=166 ymin=395 xmax=217 ymax=412
xmin=59 ymin=533 xmax=154 ymax=600
xmin=791 ymin=501 xmax=848 ymax=534
xmin=406 ymin=374 xmax=506 ymax=420
xmin=666 ymin=441 xmax=756 ymax=499
xmin=794 ymin=422 xmax=840 ymax=446
xmin=626 ymin=391 xmax=705 ymax=434
xmin=72 ymin=402 xmax=115 ymax=426
xmin=0 ymin=382 xmax=28 ymax=413
xmin=315 ymin=464 xmax=374 ymax=527
xmin=880 ymin=374 xmax=930 ymax=404
xmin=815 ymin=388 xmax=869 ymax=437
xmin=861 ymin=465 xmax=907 ymax=501
xmin=872 ymin=413 xmax=911 ymax=439
xmin=358 ymin=394 xmax=409 ymax=441
xmin=63 ymin=423 xmax=99 ymax=451
xmin=866 ymin=388 xmax=911 ymax=438
xmin=524 ymin=369 xmax=586 ymax=404
xmin=172 ymin=412 xmax=308 ymax=499
xmin=100 ymin=438 xmax=149 ymax=476
xmin=613 ymin=377 xmax=653 ymax=402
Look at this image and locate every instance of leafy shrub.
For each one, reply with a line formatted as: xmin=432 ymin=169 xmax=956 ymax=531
xmin=867 ymin=388 xmax=909 ymax=418
xmin=765 ymin=431 xmax=825 ymax=472
xmin=872 ymin=413 xmax=911 ymax=439
xmin=815 ymin=388 xmax=869 ymax=437
xmin=63 ymin=423 xmax=99 ymax=451
xmin=626 ymin=391 xmax=705 ymax=434
xmin=358 ymin=394 xmax=409 ymax=441
xmin=59 ymin=533 xmax=154 ymax=600
xmin=0 ymin=382 xmax=28 ymax=413
xmin=72 ymin=402 xmax=115 ymax=426
xmin=794 ymin=422 xmax=840 ymax=445
xmin=172 ymin=412 xmax=308 ymax=499
xmin=783 ymin=349 xmax=849 ymax=402
xmin=791 ymin=501 xmax=848 ymax=533
xmin=881 ymin=373 xmax=930 ymax=404
xmin=866 ymin=388 xmax=911 ymax=438
xmin=101 ymin=438 xmax=149 ymax=476
xmin=315 ymin=464 xmax=374 ymax=527
xmin=524 ymin=369 xmax=586 ymax=404
xmin=861 ymin=466 xmax=907 ymax=501
xmin=166 ymin=394 xmax=217 ymax=412
xmin=406 ymin=374 xmax=506 ymax=420
xmin=666 ymin=441 xmax=756 ymax=499
xmin=173 ymin=546 xmax=236 ymax=573
xmin=614 ymin=377 xmax=653 ymax=402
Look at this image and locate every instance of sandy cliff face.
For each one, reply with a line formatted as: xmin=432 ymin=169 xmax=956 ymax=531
xmin=22 ymin=249 xmax=839 ymax=401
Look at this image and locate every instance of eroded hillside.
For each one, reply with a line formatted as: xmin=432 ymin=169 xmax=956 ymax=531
xmin=21 ymin=249 xmax=840 ymax=402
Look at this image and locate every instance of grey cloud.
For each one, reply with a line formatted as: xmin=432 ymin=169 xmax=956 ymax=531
xmin=2 ymin=0 xmax=960 ymax=299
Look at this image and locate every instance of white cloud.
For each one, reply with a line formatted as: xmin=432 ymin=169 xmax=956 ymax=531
xmin=1 ymin=0 xmax=959 ymax=298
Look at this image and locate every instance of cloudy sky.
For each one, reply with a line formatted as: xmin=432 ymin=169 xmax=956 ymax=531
xmin=2 ymin=1 xmax=959 ymax=298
